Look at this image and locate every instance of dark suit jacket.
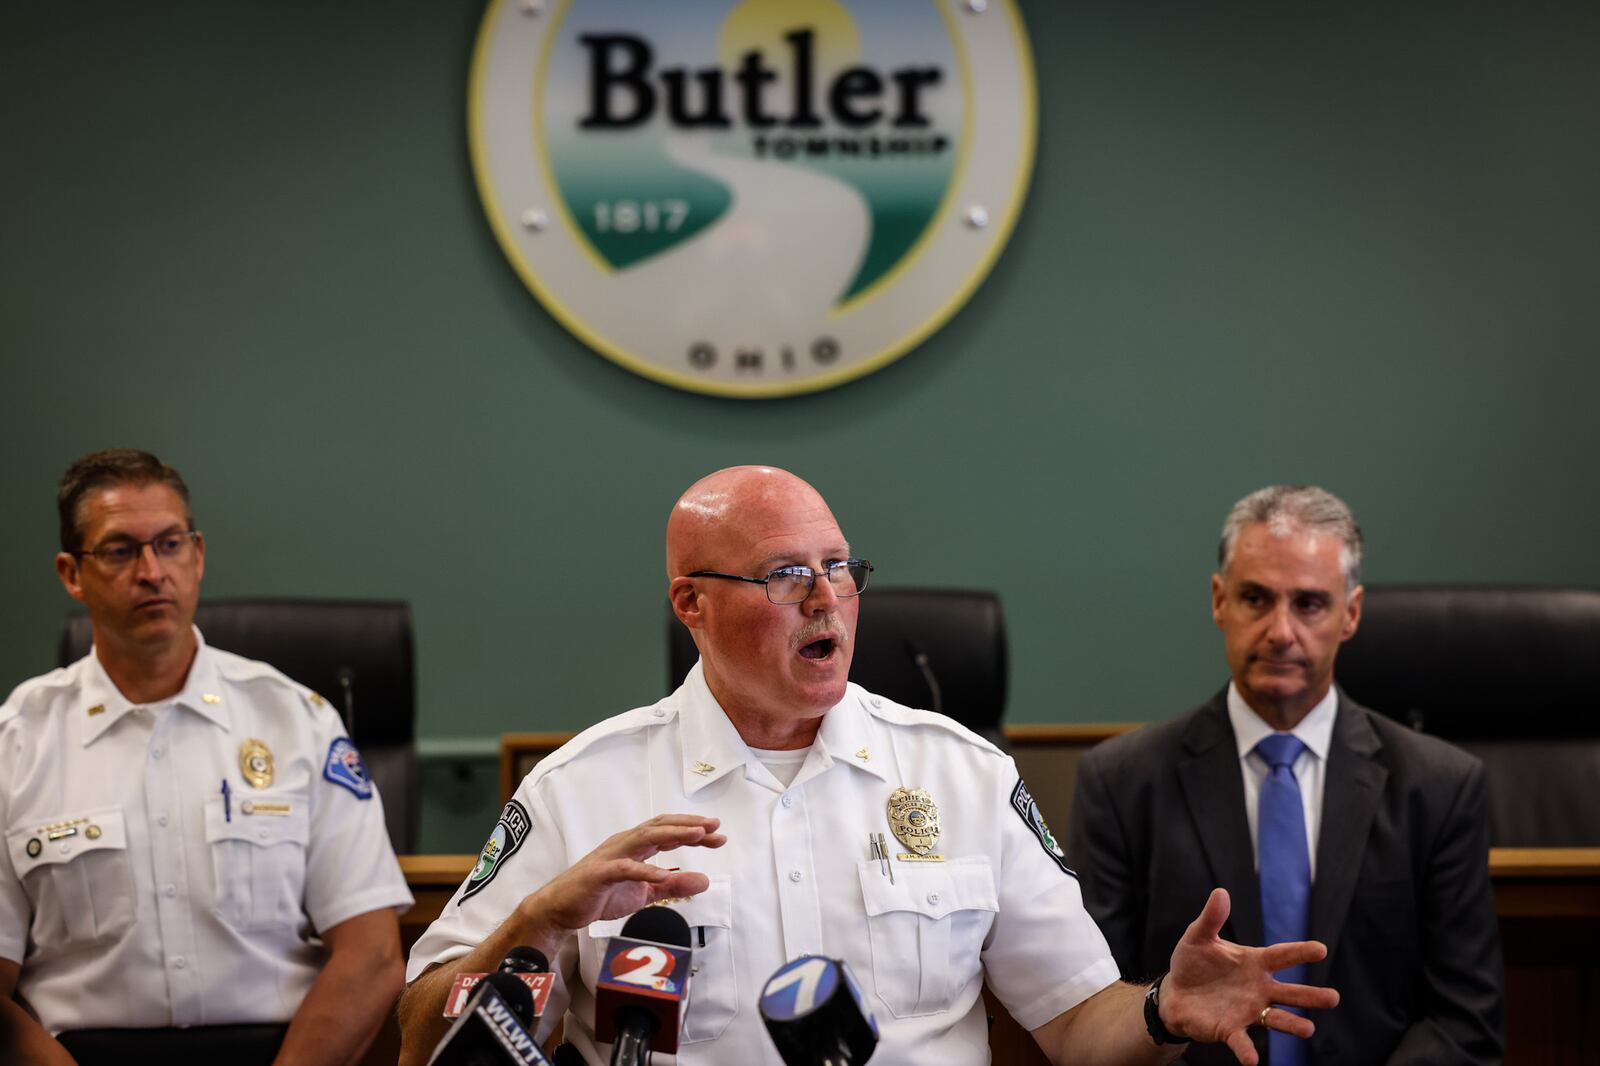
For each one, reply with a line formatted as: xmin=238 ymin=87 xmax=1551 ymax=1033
xmin=1064 ymin=688 xmax=1503 ymax=1064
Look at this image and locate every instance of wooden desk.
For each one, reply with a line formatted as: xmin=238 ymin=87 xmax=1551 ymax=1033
xmin=390 ymin=850 xmax=1600 ymax=1064
xmin=1490 ymin=848 xmax=1600 ymax=1061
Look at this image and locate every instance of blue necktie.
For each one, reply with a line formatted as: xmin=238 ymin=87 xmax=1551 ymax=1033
xmin=1256 ymin=734 xmax=1311 ymax=1066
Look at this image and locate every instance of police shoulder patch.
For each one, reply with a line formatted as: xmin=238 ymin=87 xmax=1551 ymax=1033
xmin=1010 ymin=778 xmax=1075 ymax=878
xmin=463 ymin=799 xmax=532 ymax=901
xmin=323 ymin=737 xmax=373 ymax=799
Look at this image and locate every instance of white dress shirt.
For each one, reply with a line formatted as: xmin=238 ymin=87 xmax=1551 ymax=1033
xmin=408 ymin=662 xmax=1118 ymax=1065
xmin=1226 ymin=682 xmax=1338 ymax=880
xmin=0 ymin=630 xmax=413 ymax=1033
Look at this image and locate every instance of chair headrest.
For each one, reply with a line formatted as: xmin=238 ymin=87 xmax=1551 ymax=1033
xmin=1336 ymin=585 xmax=1600 ymax=740
xmin=58 ymin=598 xmax=415 ymax=746
xmin=667 ymin=587 xmax=1007 ymax=736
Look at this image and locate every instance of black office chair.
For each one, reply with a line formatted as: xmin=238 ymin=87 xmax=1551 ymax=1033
xmin=57 ymin=1023 xmax=285 ymax=1065
xmin=668 ymin=587 xmax=1010 ymax=749
xmin=1337 ymin=584 xmax=1600 ymax=846
xmin=59 ymin=598 xmax=418 ymax=853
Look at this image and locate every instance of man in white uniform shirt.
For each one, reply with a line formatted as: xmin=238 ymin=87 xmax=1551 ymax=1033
xmin=0 ymin=449 xmax=413 ymax=1065
xmin=399 ymin=466 xmax=1338 ymax=1065
xmin=1065 ymin=486 xmax=1503 ymax=1064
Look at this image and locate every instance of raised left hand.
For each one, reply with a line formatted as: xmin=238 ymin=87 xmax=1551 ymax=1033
xmin=1159 ymin=888 xmax=1340 ymax=1065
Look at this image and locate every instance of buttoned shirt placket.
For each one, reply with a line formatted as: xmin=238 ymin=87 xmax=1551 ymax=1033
xmin=147 ymin=702 xmax=203 ymax=1023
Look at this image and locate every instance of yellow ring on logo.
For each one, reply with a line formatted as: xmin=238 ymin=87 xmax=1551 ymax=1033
xmin=467 ymin=0 xmax=1038 ymax=398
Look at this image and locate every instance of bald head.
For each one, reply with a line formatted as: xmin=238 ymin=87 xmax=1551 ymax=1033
xmin=666 ymin=466 xmax=841 ymax=578
xmin=665 ymin=466 xmax=858 ymax=743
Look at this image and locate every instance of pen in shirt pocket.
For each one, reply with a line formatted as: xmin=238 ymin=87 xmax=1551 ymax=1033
xmin=869 ymin=832 xmax=893 ymax=882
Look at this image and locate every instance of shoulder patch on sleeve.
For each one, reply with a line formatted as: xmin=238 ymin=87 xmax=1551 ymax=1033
xmin=462 ymin=799 xmax=532 ymax=901
xmin=1011 ymin=777 xmax=1076 ymax=878
xmin=323 ymin=737 xmax=374 ymax=799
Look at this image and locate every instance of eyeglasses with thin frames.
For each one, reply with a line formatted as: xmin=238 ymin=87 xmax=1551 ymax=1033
xmin=688 ymin=559 xmax=873 ymax=605
xmin=72 ymin=530 xmax=200 ymax=570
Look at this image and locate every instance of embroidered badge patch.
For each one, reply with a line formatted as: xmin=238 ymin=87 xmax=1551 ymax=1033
xmin=323 ymin=737 xmax=373 ymax=800
xmin=463 ymin=799 xmax=531 ymax=901
xmin=1011 ymin=778 xmax=1075 ymax=877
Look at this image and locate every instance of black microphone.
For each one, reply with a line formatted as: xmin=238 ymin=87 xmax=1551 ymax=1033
xmin=443 ymin=949 xmax=557 ymax=1021
xmin=760 ymin=956 xmax=879 ymax=1066
xmin=427 ymin=971 xmax=550 ymax=1065
xmin=550 ymin=1044 xmax=587 ymax=1066
xmin=500 ymin=946 xmax=551 ymax=974
xmin=593 ymin=906 xmax=693 ymax=1066
xmin=908 ymin=641 xmax=943 ymax=717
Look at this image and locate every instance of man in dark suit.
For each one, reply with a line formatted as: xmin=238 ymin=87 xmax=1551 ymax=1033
xmin=1065 ymin=485 xmax=1503 ymax=1064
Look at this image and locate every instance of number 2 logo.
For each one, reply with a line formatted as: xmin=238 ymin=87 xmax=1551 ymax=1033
xmin=612 ymin=944 xmax=675 ymax=985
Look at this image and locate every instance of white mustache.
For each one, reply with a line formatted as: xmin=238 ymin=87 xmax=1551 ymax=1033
xmin=792 ymin=615 xmax=849 ymax=650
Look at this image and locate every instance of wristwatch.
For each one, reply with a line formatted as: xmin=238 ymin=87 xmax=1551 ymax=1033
xmin=1144 ymin=971 xmax=1187 ymax=1046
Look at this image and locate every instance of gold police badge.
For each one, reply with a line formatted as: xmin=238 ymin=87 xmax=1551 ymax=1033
xmin=239 ymin=738 xmax=275 ymax=789
xmin=887 ymin=786 xmax=944 ymax=861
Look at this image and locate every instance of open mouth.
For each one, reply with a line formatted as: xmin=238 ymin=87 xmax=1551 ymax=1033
xmin=798 ymin=637 xmax=836 ymax=661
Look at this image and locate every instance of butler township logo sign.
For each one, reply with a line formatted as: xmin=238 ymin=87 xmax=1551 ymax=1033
xmin=470 ymin=0 xmax=1035 ymax=397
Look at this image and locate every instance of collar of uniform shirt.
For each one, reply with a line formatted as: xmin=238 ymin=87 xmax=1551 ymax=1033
xmin=676 ymin=662 xmax=889 ymax=795
xmin=170 ymin=628 xmax=231 ymax=730
xmin=80 ymin=626 xmax=231 ymax=746
xmin=77 ymin=651 xmax=141 ymax=746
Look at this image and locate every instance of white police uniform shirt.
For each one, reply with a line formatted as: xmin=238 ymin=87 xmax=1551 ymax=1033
xmin=407 ymin=662 xmax=1118 ymax=1065
xmin=0 ymin=629 xmax=414 ymax=1034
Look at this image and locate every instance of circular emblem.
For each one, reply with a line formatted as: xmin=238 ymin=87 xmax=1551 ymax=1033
xmin=85 ymin=825 xmax=102 ymax=841
xmin=26 ymin=837 xmax=41 ymax=858
xmin=469 ymin=0 xmax=1036 ymax=396
xmin=760 ymin=955 xmax=840 ymax=1020
xmin=471 ymin=824 xmax=509 ymax=883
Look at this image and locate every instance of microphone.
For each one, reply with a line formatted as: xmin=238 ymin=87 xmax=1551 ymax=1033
xmin=444 ymin=949 xmax=556 ymax=1019
xmin=760 ymin=956 xmax=879 ymax=1066
xmin=427 ymin=971 xmax=551 ymax=1065
xmin=501 ymin=946 xmax=551 ymax=974
xmin=907 ymin=641 xmax=943 ymax=717
xmin=593 ymin=906 xmax=693 ymax=1066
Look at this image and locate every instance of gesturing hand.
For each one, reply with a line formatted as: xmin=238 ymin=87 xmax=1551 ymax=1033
xmin=517 ymin=814 xmax=727 ymax=942
xmin=1159 ymin=888 xmax=1340 ymax=1065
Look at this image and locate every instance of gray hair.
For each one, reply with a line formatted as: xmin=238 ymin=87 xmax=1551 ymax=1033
xmin=1217 ymin=485 xmax=1363 ymax=594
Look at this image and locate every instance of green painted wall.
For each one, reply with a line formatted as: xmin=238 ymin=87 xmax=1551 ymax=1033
xmin=4 ymin=4 xmax=1598 ymax=851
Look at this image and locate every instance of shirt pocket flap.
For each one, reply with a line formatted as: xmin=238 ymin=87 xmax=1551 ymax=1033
xmin=857 ymin=858 xmax=999 ymax=921
xmin=667 ymin=875 xmax=732 ymax=931
xmin=6 ymin=808 xmax=127 ymax=872
xmin=587 ymin=875 xmax=733 ymax=939
xmin=205 ymin=792 xmax=309 ymax=847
